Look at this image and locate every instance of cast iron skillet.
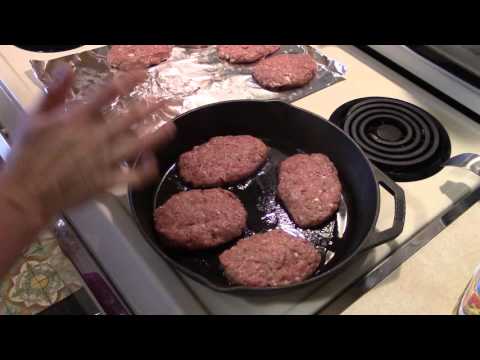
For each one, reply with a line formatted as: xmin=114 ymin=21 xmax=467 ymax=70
xmin=128 ymin=100 xmax=406 ymax=294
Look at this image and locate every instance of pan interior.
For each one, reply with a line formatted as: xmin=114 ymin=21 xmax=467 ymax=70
xmin=153 ymin=137 xmax=352 ymax=287
xmin=129 ymin=100 xmax=379 ymax=291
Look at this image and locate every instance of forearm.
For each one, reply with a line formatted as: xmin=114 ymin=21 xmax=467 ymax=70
xmin=0 ymin=66 xmax=170 ymax=279
xmin=0 ymin=176 xmax=47 ymax=277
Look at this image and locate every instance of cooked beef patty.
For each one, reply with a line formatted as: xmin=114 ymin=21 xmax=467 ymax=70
xmin=278 ymin=153 xmax=342 ymax=228
xmin=154 ymin=189 xmax=247 ymax=250
xmin=217 ymin=45 xmax=280 ymax=64
xmin=107 ymin=45 xmax=172 ymax=71
xmin=219 ymin=229 xmax=321 ymax=288
xmin=178 ymin=135 xmax=269 ymax=188
xmin=253 ymin=53 xmax=317 ymax=90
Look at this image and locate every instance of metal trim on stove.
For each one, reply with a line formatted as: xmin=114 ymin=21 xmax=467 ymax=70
xmin=53 ymin=217 xmax=131 ymax=315
xmin=360 ymin=46 xmax=480 ymax=123
xmin=0 ymin=130 xmax=9 ymax=160
xmin=0 ymin=82 xmax=23 ymax=134
xmin=407 ymin=46 xmax=480 ymax=91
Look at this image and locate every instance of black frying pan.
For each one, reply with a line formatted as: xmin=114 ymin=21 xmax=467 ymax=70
xmin=128 ymin=100 xmax=406 ymax=293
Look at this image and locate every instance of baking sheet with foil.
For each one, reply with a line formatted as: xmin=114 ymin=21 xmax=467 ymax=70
xmin=31 ymin=45 xmax=347 ymax=135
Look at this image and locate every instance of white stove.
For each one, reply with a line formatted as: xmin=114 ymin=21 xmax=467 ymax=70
xmin=1 ymin=45 xmax=480 ymax=315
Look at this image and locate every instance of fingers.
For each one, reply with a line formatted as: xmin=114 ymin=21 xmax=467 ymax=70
xmin=109 ymin=121 xmax=176 ymax=164
xmin=34 ymin=63 xmax=74 ymax=114
xmin=109 ymin=152 xmax=159 ymax=189
xmin=102 ymin=101 xmax=165 ymax=140
xmin=82 ymin=70 xmax=147 ymax=115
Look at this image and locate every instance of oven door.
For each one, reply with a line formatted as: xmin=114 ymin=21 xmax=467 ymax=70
xmin=366 ymin=45 xmax=480 ymax=119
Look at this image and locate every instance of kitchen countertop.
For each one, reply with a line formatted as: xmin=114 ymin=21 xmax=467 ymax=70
xmin=342 ymin=202 xmax=480 ymax=315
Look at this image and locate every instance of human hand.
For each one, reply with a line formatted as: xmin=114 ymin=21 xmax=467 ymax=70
xmin=0 ymin=64 xmax=176 ymax=228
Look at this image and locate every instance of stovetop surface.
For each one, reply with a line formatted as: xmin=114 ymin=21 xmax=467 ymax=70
xmin=1 ymin=45 xmax=480 ymax=314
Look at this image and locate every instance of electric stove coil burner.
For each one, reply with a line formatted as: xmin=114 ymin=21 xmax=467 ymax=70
xmin=330 ymin=97 xmax=451 ymax=182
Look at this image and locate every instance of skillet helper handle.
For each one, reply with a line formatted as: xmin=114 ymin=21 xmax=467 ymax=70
xmin=361 ymin=166 xmax=406 ymax=252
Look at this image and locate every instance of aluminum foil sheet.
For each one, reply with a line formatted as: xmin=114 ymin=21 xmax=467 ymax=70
xmin=31 ymin=45 xmax=346 ymax=135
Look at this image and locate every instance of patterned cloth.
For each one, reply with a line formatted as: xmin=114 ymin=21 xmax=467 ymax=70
xmin=0 ymin=230 xmax=83 ymax=315
xmin=0 ymin=125 xmax=84 ymax=314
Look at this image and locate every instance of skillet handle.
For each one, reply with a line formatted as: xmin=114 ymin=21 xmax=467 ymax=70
xmin=360 ymin=166 xmax=406 ymax=252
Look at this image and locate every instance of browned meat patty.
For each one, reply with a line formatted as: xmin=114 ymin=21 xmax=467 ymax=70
xmin=219 ymin=229 xmax=321 ymax=288
xmin=217 ymin=45 xmax=280 ymax=64
xmin=107 ymin=45 xmax=172 ymax=71
xmin=178 ymin=135 xmax=269 ymax=188
xmin=253 ymin=53 xmax=317 ymax=90
xmin=154 ymin=189 xmax=247 ymax=251
xmin=278 ymin=154 xmax=342 ymax=228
